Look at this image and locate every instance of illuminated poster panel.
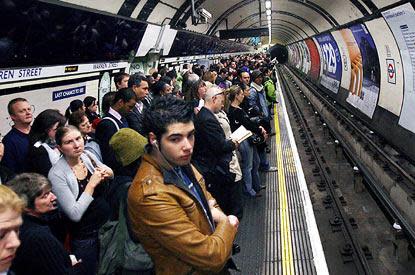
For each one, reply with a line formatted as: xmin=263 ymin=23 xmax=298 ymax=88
xmin=365 ymin=18 xmax=404 ymax=116
xmin=312 ymin=37 xmax=324 ymax=79
xmin=300 ymin=41 xmax=311 ymax=75
xmin=315 ymin=33 xmax=342 ymax=94
xmin=294 ymin=43 xmax=303 ymax=70
xmin=345 ymin=24 xmax=380 ymax=118
xmin=288 ymin=45 xmax=293 ymax=66
xmin=383 ymin=3 xmax=415 ymax=133
xmin=290 ymin=45 xmax=297 ymax=68
xmin=332 ymin=30 xmax=352 ymax=90
xmin=290 ymin=44 xmax=299 ymax=68
xmin=305 ymin=38 xmax=321 ymax=82
xmin=339 ymin=29 xmax=363 ymax=98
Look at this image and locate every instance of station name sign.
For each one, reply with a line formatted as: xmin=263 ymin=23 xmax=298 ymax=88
xmin=0 ymin=61 xmax=128 ymax=84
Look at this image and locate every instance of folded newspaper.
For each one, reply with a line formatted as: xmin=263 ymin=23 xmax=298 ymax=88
xmin=230 ymin=125 xmax=253 ymax=143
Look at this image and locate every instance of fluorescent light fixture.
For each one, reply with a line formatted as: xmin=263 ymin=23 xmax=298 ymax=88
xmin=198 ymin=8 xmax=212 ymax=19
xmin=266 ymin=9 xmax=271 ymax=16
xmin=267 ymin=15 xmax=271 ymax=21
xmin=265 ymin=0 xmax=271 ymax=9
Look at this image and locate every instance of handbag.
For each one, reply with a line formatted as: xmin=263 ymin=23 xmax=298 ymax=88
xmin=248 ymin=133 xmax=265 ymax=145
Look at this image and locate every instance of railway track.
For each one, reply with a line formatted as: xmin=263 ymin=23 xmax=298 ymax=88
xmin=278 ymin=65 xmax=415 ymax=251
xmin=278 ymin=67 xmax=373 ymax=274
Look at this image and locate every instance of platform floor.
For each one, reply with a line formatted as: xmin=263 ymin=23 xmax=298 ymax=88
xmin=231 ymin=80 xmax=328 ymax=275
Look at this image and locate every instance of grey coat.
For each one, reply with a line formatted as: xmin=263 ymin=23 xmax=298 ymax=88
xmin=48 ymin=152 xmax=111 ymax=222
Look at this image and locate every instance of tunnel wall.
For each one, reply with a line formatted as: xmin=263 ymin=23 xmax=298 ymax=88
xmin=285 ymin=2 xmax=415 ymax=162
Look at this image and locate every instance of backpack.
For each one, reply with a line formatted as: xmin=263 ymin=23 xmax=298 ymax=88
xmin=98 ymin=194 xmax=154 ymax=274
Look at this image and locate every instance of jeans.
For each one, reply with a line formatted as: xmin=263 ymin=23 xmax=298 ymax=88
xmin=72 ymin=237 xmax=99 ymax=275
xmin=239 ymin=140 xmax=261 ymax=196
xmin=258 ymin=145 xmax=270 ymax=171
xmin=252 ymin=146 xmax=261 ymax=192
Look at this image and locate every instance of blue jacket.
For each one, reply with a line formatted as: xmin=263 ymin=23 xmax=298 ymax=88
xmin=248 ymin=83 xmax=269 ymax=119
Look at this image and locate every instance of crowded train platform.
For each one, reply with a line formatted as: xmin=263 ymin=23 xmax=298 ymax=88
xmin=2 ymin=1 xmax=415 ymax=274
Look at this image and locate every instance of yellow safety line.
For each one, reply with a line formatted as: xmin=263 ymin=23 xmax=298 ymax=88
xmin=274 ymin=104 xmax=294 ymax=275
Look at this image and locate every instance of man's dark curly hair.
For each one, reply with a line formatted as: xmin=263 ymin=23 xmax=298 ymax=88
xmin=142 ymin=96 xmax=194 ymax=142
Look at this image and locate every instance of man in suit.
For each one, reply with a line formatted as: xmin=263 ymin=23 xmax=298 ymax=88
xmin=95 ymin=88 xmax=136 ymax=171
xmin=193 ymin=87 xmax=239 ymax=214
xmin=126 ymin=73 xmax=150 ymax=135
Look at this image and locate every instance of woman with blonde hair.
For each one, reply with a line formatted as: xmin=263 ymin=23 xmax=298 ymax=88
xmin=0 ymin=185 xmax=24 ymax=273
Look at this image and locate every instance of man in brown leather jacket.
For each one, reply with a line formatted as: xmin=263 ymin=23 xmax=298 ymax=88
xmin=127 ymin=96 xmax=239 ymax=275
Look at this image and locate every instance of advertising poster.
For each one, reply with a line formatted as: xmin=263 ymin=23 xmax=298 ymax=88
xmin=332 ymin=30 xmax=352 ymax=91
xmin=383 ymin=3 xmax=415 ymax=133
xmin=345 ymin=24 xmax=380 ymax=118
xmin=313 ymin=37 xmax=324 ymax=80
xmin=290 ymin=45 xmax=296 ymax=68
xmin=300 ymin=41 xmax=311 ymax=75
xmin=315 ymin=33 xmax=342 ymax=94
xmin=294 ymin=43 xmax=303 ymax=70
xmin=288 ymin=45 xmax=294 ymax=67
xmin=298 ymin=43 xmax=305 ymax=73
xmin=290 ymin=44 xmax=296 ymax=68
xmin=287 ymin=45 xmax=293 ymax=66
xmin=305 ymin=38 xmax=321 ymax=82
xmin=365 ymin=18 xmax=404 ymax=116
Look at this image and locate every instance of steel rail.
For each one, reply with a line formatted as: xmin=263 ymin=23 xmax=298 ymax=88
xmin=286 ymin=67 xmax=415 ymax=189
xmin=278 ymin=67 xmax=373 ymax=275
xmin=284 ymin=65 xmax=415 ymax=247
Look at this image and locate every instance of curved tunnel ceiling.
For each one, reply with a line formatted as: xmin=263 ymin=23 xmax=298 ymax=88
xmin=58 ymin=0 xmax=407 ymax=45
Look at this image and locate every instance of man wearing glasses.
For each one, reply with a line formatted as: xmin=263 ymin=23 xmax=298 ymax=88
xmin=193 ymin=87 xmax=239 ymax=216
xmin=1 ymin=98 xmax=33 ymax=173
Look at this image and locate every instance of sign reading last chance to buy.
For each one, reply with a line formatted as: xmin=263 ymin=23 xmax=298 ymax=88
xmin=52 ymin=86 xmax=86 ymax=101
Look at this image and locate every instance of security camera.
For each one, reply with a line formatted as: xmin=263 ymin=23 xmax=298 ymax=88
xmin=198 ymin=8 xmax=212 ymax=19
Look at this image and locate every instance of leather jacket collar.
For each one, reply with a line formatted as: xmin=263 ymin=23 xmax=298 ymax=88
xmin=143 ymin=154 xmax=215 ymax=230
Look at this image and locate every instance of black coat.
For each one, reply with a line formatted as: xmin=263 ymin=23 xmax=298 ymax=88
xmin=11 ymin=214 xmax=73 ymax=275
xmin=0 ymin=165 xmax=14 ymax=184
xmin=192 ymin=107 xmax=236 ymax=177
xmin=125 ymin=104 xmax=145 ymax=135
xmin=28 ymin=145 xmax=53 ymax=177
xmin=95 ymin=113 xmax=124 ymax=171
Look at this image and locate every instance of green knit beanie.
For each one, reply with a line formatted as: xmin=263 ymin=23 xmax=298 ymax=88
xmin=109 ymin=128 xmax=148 ymax=166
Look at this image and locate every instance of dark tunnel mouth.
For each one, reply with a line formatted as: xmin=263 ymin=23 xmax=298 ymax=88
xmin=270 ymin=44 xmax=288 ymax=64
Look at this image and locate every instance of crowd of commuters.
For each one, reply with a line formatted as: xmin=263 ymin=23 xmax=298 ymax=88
xmin=0 ymin=53 xmax=279 ymax=274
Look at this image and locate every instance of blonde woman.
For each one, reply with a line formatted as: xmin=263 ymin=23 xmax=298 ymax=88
xmin=0 ymin=185 xmax=24 ymax=273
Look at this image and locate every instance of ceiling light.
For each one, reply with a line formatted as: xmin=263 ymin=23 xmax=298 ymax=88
xmin=267 ymin=15 xmax=271 ymax=21
xmin=266 ymin=9 xmax=271 ymax=16
xmin=265 ymin=1 xmax=272 ymax=9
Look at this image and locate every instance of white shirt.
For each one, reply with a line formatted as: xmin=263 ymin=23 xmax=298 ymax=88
xmin=135 ymin=101 xmax=144 ymax=114
xmin=108 ymin=107 xmax=122 ymax=121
